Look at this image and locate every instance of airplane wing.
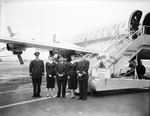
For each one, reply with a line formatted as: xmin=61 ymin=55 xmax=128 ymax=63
xmin=0 ymin=37 xmax=97 ymax=53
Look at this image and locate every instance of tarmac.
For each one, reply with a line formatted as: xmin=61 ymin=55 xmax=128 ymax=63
xmin=0 ymin=80 xmax=149 ymax=116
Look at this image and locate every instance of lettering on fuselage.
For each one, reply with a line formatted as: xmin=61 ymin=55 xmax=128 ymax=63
xmin=126 ymin=50 xmax=137 ymax=52
xmin=123 ymin=53 xmax=132 ymax=56
xmin=123 ymin=49 xmax=137 ymax=56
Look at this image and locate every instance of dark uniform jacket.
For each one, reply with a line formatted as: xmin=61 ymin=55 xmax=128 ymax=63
xmin=55 ymin=62 xmax=68 ymax=80
xmin=46 ymin=62 xmax=56 ymax=76
xmin=76 ymin=60 xmax=89 ymax=80
xmin=68 ymin=62 xmax=77 ymax=77
xmin=29 ymin=59 xmax=44 ymax=78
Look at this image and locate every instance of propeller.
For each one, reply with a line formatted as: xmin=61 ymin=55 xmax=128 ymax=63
xmin=17 ymin=54 xmax=24 ymax=65
xmin=7 ymin=26 xmax=24 ymax=65
xmin=7 ymin=26 xmax=14 ymax=37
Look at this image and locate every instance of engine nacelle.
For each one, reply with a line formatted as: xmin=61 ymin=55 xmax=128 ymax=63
xmin=6 ymin=43 xmax=11 ymax=51
xmin=6 ymin=43 xmax=26 ymax=65
xmin=13 ymin=51 xmax=23 ymax=55
xmin=6 ymin=43 xmax=26 ymax=53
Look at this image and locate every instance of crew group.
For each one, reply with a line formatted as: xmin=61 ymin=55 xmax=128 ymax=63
xmin=29 ymin=52 xmax=90 ymax=100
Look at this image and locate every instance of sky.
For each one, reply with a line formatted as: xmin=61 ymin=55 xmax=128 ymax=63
xmin=0 ymin=0 xmax=150 ymax=60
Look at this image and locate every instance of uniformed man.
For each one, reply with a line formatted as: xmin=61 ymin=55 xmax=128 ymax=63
xmin=29 ymin=52 xmax=44 ymax=97
xmin=55 ymin=56 xmax=68 ymax=98
xmin=76 ymin=53 xmax=90 ymax=100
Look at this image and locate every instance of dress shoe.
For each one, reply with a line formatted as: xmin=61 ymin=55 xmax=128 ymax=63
xmin=50 ymin=95 xmax=53 ymax=97
xmin=32 ymin=94 xmax=36 ymax=98
xmin=56 ymin=95 xmax=60 ymax=98
xmin=78 ymin=97 xmax=82 ymax=100
xmin=62 ymin=96 xmax=66 ymax=98
xmin=71 ymin=96 xmax=75 ymax=99
xmin=47 ymin=94 xmax=50 ymax=97
xmin=83 ymin=97 xmax=87 ymax=100
xmin=36 ymin=94 xmax=41 ymax=97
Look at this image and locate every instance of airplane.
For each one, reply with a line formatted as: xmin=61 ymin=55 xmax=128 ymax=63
xmin=0 ymin=9 xmax=150 ymax=93
xmin=0 ymin=10 xmax=150 ymax=67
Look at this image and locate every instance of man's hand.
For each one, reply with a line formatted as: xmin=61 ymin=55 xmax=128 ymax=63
xmin=78 ymin=73 xmax=82 ymax=77
xmin=30 ymin=73 xmax=32 ymax=78
xmin=49 ymin=75 xmax=52 ymax=77
xmin=58 ymin=74 xmax=63 ymax=77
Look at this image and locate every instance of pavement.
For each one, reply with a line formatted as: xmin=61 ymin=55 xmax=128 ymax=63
xmin=0 ymin=80 xmax=150 ymax=116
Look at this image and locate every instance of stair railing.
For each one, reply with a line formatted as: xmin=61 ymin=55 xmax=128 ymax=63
xmin=92 ymin=26 xmax=143 ymax=68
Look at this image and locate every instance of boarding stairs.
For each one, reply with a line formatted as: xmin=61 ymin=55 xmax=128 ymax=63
xmin=86 ymin=30 xmax=128 ymax=71
xmin=84 ymin=26 xmax=150 ymax=93
xmin=92 ymin=26 xmax=150 ymax=75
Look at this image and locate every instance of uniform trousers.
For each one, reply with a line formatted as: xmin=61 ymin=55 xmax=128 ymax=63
xmin=57 ymin=77 xmax=67 ymax=97
xmin=79 ymin=79 xmax=88 ymax=99
xmin=32 ymin=78 xmax=42 ymax=95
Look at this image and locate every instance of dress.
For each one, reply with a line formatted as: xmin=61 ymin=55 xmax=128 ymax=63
xmin=68 ymin=62 xmax=77 ymax=89
xmin=46 ymin=62 xmax=56 ymax=88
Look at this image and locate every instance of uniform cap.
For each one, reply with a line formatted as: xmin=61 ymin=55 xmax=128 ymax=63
xmin=34 ymin=52 xmax=40 ymax=56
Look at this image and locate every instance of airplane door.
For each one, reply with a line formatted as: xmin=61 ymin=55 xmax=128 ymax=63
xmin=142 ymin=12 xmax=150 ymax=34
xmin=128 ymin=10 xmax=142 ymax=34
